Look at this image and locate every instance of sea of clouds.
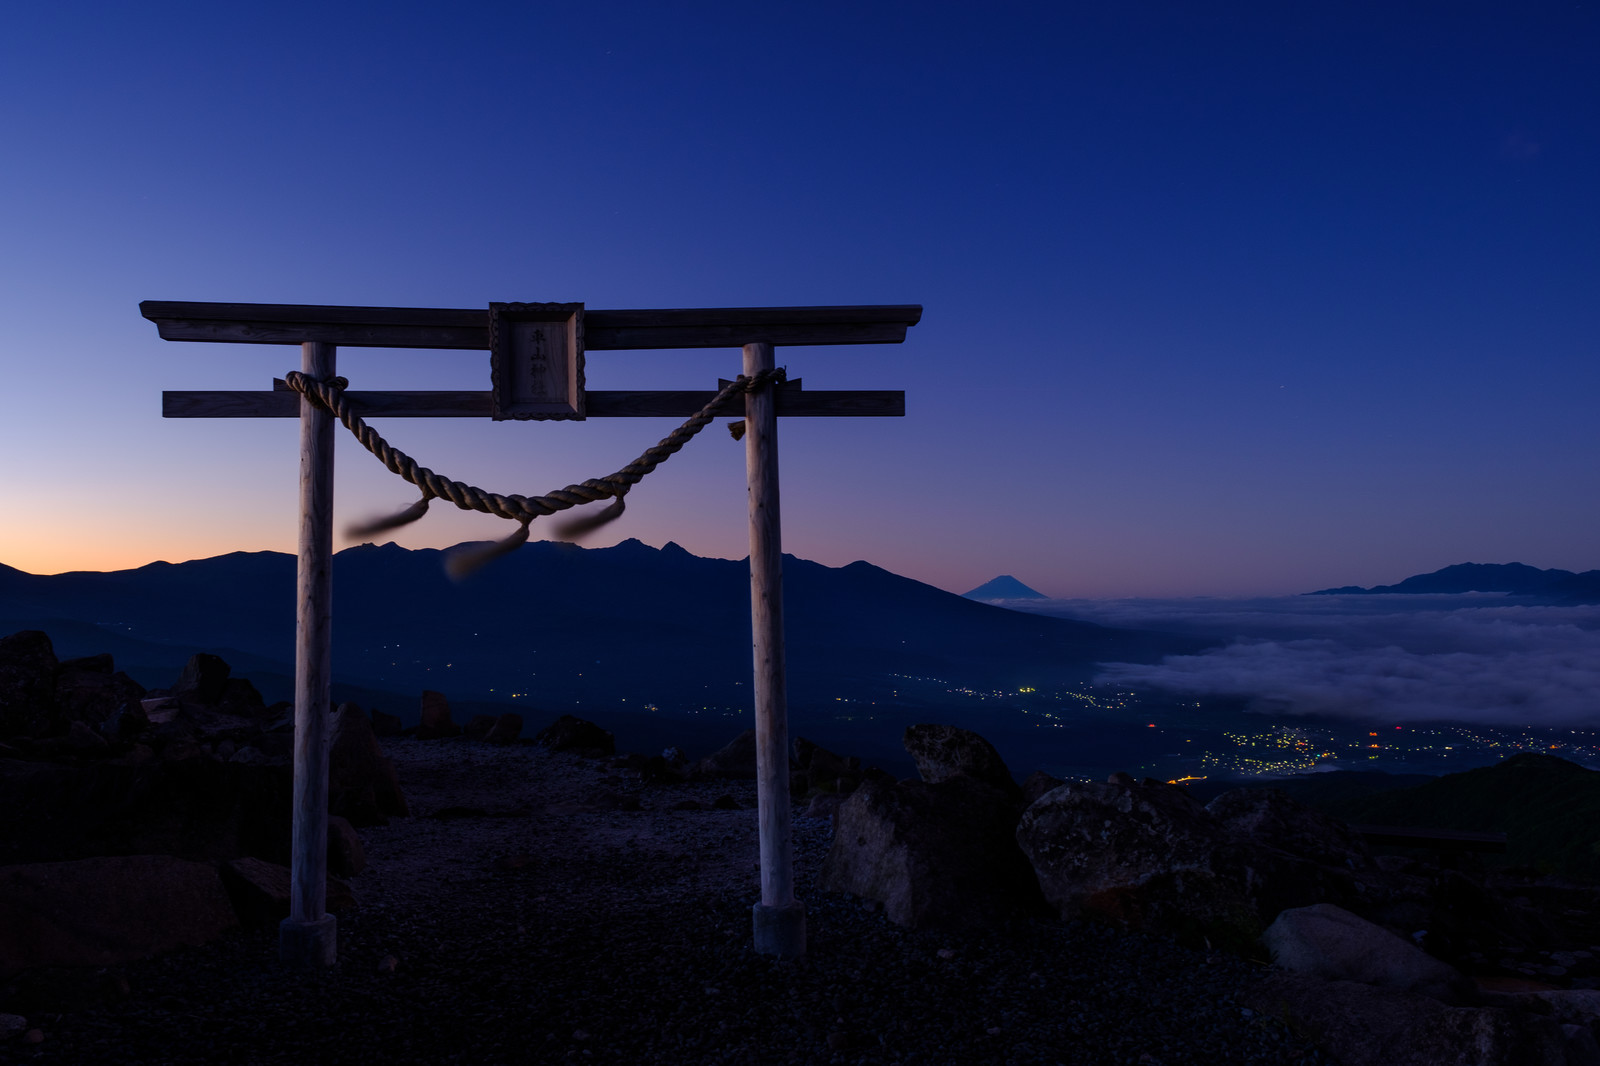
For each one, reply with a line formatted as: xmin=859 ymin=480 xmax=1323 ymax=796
xmin=1020 ymin=595 xmax=1600 ymax=728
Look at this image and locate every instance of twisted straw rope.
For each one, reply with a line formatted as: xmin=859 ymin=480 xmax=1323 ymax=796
xmin=285 ymin=366 xmax=783 ymax=520
xmin=283 ymin=368 xmax=783 ymax=574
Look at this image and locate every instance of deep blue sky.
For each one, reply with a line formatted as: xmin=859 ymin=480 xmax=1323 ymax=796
xmin=2 ymin=2 xmax=1596 ymax=595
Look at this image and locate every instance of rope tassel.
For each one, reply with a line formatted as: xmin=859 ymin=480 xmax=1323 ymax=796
xmin=445 ymin=520 xmax=531 ymax=580
xmin=552 ymin=495 xmax=627 ymax=541
xmin=346 ymin=493 xmax=433 ymax=538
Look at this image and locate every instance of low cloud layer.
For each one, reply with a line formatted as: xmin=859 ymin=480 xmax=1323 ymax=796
xmin=1023 ymin=596 xmax=1600 ymax=728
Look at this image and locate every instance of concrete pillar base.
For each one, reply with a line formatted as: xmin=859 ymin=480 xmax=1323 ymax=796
xmin=279 ymin=914 xmax=337 ymax=967
xmin=752 ymin=900 xmax=806 ymax=959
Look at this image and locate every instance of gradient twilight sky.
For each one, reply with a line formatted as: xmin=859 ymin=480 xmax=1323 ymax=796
xmin=2 ymin=2 xmax=1596 ymax=598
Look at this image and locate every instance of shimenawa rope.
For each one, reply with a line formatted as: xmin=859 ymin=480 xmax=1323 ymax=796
xmin=283 ymin=368 xmax=785 ymax=577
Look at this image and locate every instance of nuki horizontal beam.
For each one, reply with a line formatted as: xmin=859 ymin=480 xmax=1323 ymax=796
xmin=141 ymin=301 xmax=924 ymax=351
xmin=163 ymin=382 xmax=905 ymax=419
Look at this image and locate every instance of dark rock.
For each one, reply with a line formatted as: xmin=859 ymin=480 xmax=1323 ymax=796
xmin=0 ymin=756 xmax=294 ymax=867
xmin=794 ymin=737 xmax=850 ymax=781
xmin=670 ymin=799 xmax=705 ymax=811
xmin=219 ymin=857 xmax=354 ymax=927
xmin=820 ymin=775 xmax=1044 ymax=931
xmin=1020 ymin=770 xmax=1065 ymax=808
xmin=1263 ymin=903 xmax=1477 ymax=1005
xmin=0 ymin=855 xmax=238 ymax=980
xmin=0 ymin=630 xmax=58 ymax=739
xmin=534 ymin=715 xmax=615 ymax=758
xmin=695 ymin=729 xmax=757 ymax=779
xmin=902 ymin=723 xmax=1019 ymax=797
xmin=326 ymin=814 xmax=367 ymax=877
xmin=54 ymin=657 xmax=144 ymax=733
xmin=370 ymin=709 xmax=403 ymax=738
xmin=329 ymin=703 xmax=410 ymax=826
xmin=1207 ymin=788 xmax=1374 ymax=870
xmin=483 ymin=713 xmax=523 ymax=745
xmin=417 ymin=690 xmax=461 ymax=740
xmin=711 ymin=795 xmax=741 ymax=810
xmin=580 ymin=789 xmax=642 ymax=813
xmin=805 ymin=793 xmax=844 ymax=822
xmin=172 ymin=654 xmax=231 ymax=705
xmin=1242 ymin=972 xmax=1576 ymax=1066
xmin=34 ymin=720 xmax=109 ymax=757
xmin=1015 ymin=775 xmax=1262 ymax=948
xmin=100 ymin=699 xmax=150 ymax=743
xmin=216 ymin=678 xmax=268 ymax=719
xmin=464 ymin=713 xmax=498 ymax=741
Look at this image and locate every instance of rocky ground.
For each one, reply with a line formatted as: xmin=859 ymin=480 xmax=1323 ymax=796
xmin=0 ymin=739 xmax=1326 ymax=1066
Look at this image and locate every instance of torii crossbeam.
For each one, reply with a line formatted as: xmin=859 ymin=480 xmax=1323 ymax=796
xmin=144 ymin=299 xmax=920 ymax=966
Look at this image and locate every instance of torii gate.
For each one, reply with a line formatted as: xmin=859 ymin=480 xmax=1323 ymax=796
xmin=142 ymin=299 xmax=920 ymax=965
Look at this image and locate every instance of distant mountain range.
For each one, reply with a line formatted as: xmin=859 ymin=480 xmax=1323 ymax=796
xmin=0 ymin=541 xmax=1202 ymax=731
xmin=1309 ymin=562 xmax=1600 ymax=602
xmin=962 ymin=575 xmax=1047 ymax=601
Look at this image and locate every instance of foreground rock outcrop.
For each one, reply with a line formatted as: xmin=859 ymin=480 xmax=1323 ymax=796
xmin=0 ymin=855 xmax=239 ymax=980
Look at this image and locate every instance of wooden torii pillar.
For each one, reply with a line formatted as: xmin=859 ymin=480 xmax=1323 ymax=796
xmin=143 ymin=299 xmax=920 ymax=964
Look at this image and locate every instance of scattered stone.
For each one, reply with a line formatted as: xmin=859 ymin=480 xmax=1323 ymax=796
xmin=1263 ymin=903 xmax=1478 ymax=1005
xmin=494 ymin=854 xmax=534 ymax=871
xmin=534 ymin=715 xmax=615 ymax=758
xmin=0 ymin=1014 xmax=27 ymax=1039
xmin=903 ymin=723 xmax=1019 ymax=797
xmin=1242 ymin=972 xmax=1576 ymax=1066
xmin=417 ymin=690 xmax=462 ymax=740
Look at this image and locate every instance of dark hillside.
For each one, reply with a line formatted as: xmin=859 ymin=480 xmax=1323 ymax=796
xmin=1324 ymin=753 xmax=1600 ymax=878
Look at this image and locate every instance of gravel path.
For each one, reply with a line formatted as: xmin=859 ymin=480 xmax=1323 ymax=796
xmin=1 ymin=740 xmax=1327 ymax=1065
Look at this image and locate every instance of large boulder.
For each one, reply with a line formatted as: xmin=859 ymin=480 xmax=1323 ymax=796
xmin=54 ymin=654 xmax=146 ymax=731
xmin=535 ymin=715 xmax=615 ymax=758
xmin=1015 ymin=774 xmax=1261 ymax=947
xmin=0 ymin=755 xmax=294 ymax=866
xmin=1262 ymin=903 xmax=1477 ymax=1005
xmin=902 ymin=723 xmax=1018 ymax=797
xmin=172 ymin=653 xmax=231 ymax=705
xmin=820 ymin=775 xmax=1044 ymax=931
xmin=417 ymin=690 xmax=461 ymax=740
xmin=219 ymin=857 xmax=355 ymax=927
xmin=0 ymin=855 xmax=239 ymax=979
xmin=483 ymin=713 xmax=523 ymax=745
xmin=329 ymin=703 xmax=410 ymax=826
xmin=1241 ymin=972 xmax=1582 ymax=1066
xmin=1207 ymin=788 xmax=1374 ymax=870
xmin=0 ymin=630 xmax=59 ymax=738
xmin=694 ymin=729 xmax=757 ymax=779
